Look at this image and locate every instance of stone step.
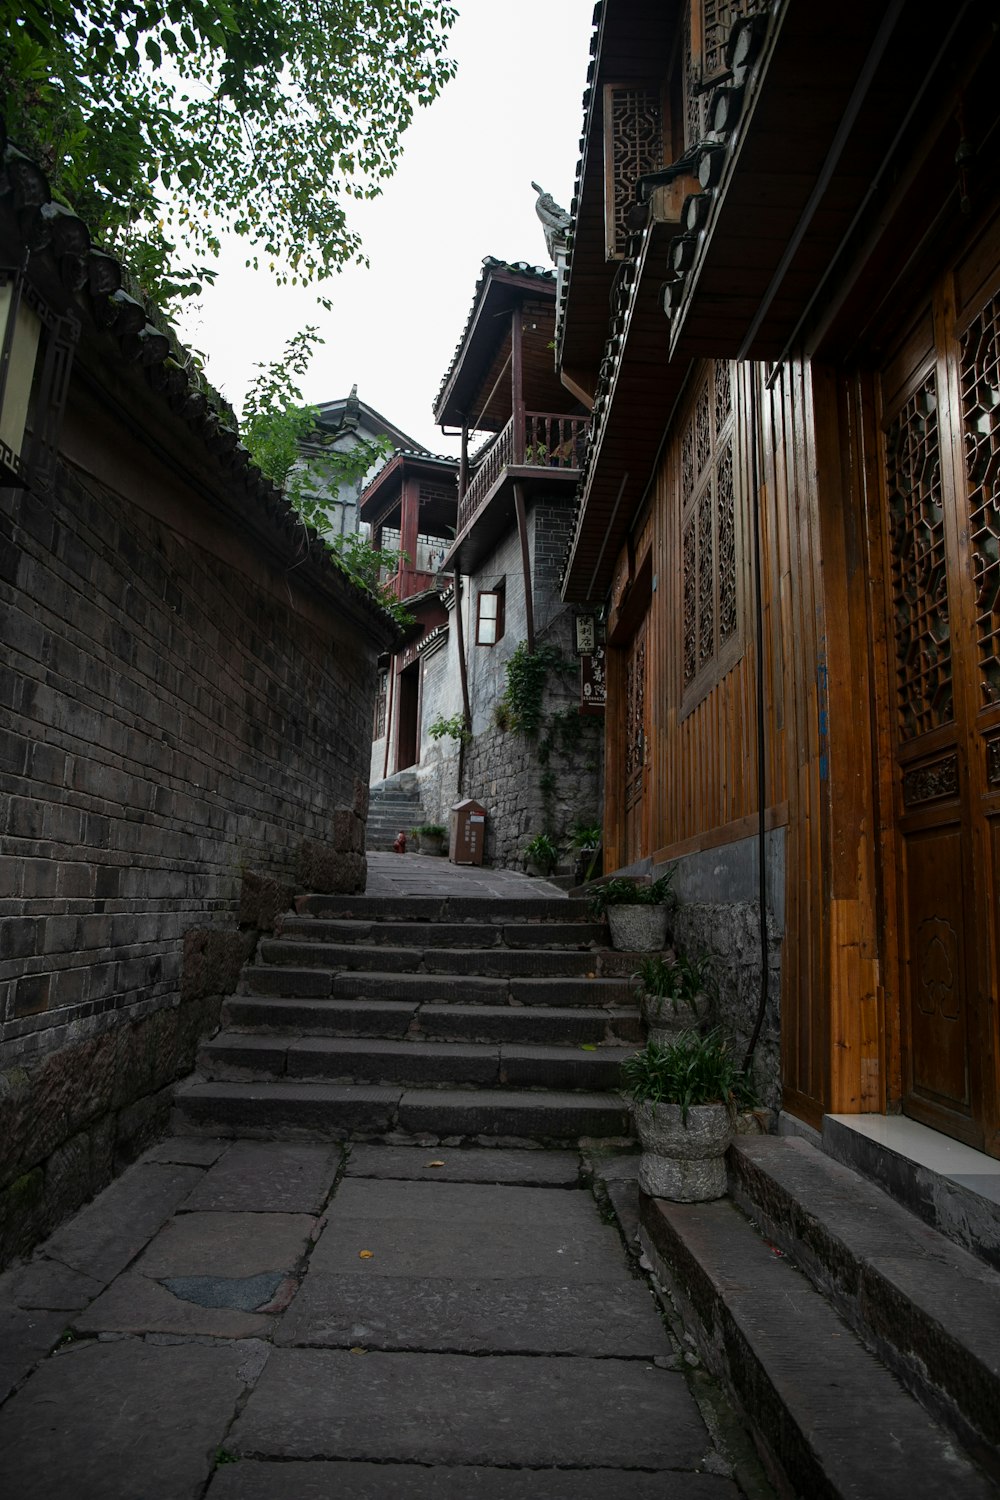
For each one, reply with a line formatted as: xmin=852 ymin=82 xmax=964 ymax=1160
xmin=294 ymin=893 xmax=595 ymax=925
xmin=640 ymin=1194 xmax=997 ymax=1500
xmin=172 ymin=1079 xmax=631 ymax=1143
xmin=729 ymin=1134 xmax=1000 ymax=1481
xmin=199 ymin=1032 xmax=635 ymax=1091
xmin=244 ymin=966 xmax=631 ymax=1009
xmin=275 ymin=917 xmax=606 ymax=949
xmin=222 ymin=995 xmax=642 ymax=1047
xmin=259 ymin=938 xmax=603 ymax=978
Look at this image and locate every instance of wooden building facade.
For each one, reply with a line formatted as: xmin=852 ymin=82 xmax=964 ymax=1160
xmin=560 ymin=0 xmax=1000 ymax=1152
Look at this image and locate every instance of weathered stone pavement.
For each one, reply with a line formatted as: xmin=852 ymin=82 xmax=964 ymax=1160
xmin=0 ymin=1136 xmax=766 ymax=1498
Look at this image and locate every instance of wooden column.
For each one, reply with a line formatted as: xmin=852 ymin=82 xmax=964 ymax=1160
xmin=511 ymin=309 xmax=525 ymax=464
xmin=453 ymin=421 xmax=472 ymax=732
xmin=513 ymin=481 xmax=535 ymax=653
xmin=400 ymin=474 xmax=419 ymax=579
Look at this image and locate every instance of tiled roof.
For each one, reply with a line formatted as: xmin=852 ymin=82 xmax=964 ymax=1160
xmin=0 ymin=131 xmax=399 ymax=641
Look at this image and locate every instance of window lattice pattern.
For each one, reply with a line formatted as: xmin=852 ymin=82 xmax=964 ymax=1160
xmin=702 ymin=0 xmax=763 ymax=76
xmin=960 ymin=295 xmax=1000 ymax=706
xmin=682 ymin=362 xmax=737 ymax=691
xmin=607 ymin=87 xmax=662 ymax=258
xmin=885 ymin=374 xmax=952 ymax=739
xmin=625 ymin=632 xmax=647 ymax=805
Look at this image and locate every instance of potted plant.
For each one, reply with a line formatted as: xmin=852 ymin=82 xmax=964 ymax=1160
xmin=619 ymin=1028 xmax=744 ymax=1201
xmin=413 ymin=823 xmax=447 ymax=856
xmin=523 ymin=831 xmax=559 ymax=877
xmin=568 ymin=820 xmax=603 ymax=883
xmin=588 ymin=873 xmax=675 ymax=951
xmin=632 ymin=951 xmax=717 ymax=1046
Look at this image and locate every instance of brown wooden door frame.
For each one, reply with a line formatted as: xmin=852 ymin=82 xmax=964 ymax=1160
xmin=864 ymin=264 xmax=1000 ymax=1155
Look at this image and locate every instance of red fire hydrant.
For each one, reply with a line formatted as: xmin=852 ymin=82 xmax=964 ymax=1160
xmin=393 ymin=830 xmax=407 ymax=854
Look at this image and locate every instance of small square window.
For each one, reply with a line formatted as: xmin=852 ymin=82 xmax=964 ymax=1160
xmin=476 ymin=585 xmax=505 ymax=646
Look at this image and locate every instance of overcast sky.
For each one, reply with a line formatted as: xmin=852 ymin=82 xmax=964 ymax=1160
xmin=176 ymin=2 xmax=595 ymax=456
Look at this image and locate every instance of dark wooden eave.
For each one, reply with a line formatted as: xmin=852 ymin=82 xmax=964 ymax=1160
xmin=557 ymin=0 xmax=682 ymax=399
xmin=669 ymin=1 xmax=999 ymax=363
xmin=561 ymin=217 xmax=684 ymax=603
xmin=444 ymin=468 xmax=578 ymax=576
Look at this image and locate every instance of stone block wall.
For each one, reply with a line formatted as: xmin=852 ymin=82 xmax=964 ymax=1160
xmin=0 ymin=443 xmax=383 ymax=1266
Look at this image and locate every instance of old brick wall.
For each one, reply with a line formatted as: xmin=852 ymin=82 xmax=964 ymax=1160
xmin=0 ymin=412 xmax=385 ymax=1264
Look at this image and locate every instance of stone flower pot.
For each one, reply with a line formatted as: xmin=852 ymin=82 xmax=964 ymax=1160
xmin=632 ymin=1098 xmax=734 ymax=1201
xmin=639 ymin=991 xmax=712 ymax=1048
xmin=607 ymin=903 xmax=670 ymax=952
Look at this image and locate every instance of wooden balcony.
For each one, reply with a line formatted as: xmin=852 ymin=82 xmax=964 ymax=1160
xmin=383 ymin=564 xmax=451 ymax=602
xmin=456 ymin=411 xmax=588 ymax=539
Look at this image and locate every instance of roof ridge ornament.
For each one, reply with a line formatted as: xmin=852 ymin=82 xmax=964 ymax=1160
xmin=532 ymin=180 xmax=572 ymax=265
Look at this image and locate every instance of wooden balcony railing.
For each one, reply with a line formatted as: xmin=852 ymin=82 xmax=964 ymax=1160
xmin=457 ymin=412 xmax=588 ymax=533
xmin=383 ymin=564 xmax=451 ymax=602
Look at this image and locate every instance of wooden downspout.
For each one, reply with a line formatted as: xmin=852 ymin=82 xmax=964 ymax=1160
xmin=510 ymin=308 xmax=535 ymax=651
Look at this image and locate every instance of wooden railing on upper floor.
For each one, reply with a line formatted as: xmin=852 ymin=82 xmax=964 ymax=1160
xmin=457 ymin=412 xmax=588 ymax=534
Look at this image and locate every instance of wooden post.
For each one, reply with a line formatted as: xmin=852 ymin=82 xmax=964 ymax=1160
xmin=453 ymin=424 xmax=473 ymax=734
xmin=400 ymin=473 xmax=419 ymax=584
xmin=514 ymin=481 xmax=535 ymax=653
xmin=511 ymin=310 xmax=525 ymax=464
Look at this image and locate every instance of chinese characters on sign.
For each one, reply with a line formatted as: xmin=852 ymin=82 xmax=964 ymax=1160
xmin=581 ymin=645 xmax=606 ymax=716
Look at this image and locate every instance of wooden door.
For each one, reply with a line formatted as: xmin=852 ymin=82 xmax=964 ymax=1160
xmin=877 ymin=260 xmax=1000 ymax=1154
xmin=623 ymin=612 xmax=649 ymax=864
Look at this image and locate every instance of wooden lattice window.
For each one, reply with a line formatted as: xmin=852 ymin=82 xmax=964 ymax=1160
xmin=960 ymin=294 xmax=1000 ymax=706
xmin=374 ymin=669 xmax=388 ymax=739
xmin=681 ymin=361 xmax=740 ymax=705
xmin=685 ymin=0 xmax=766 ymax=149
xmin=603 ymin=84 xmax=662 ymax=260
xmin=884 ymin=374 xmax=953 ymax=740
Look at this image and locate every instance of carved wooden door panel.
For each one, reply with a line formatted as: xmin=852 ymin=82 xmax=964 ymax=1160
xmin=879 ymin=274 xmax=1000 ymax=1154
xmin=623 ymin=614 xmax=648 ymax=864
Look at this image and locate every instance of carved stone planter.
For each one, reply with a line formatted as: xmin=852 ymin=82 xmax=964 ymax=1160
xmin=640 ymin=993 xmax=711 ymax=1048
xmin=607 ymin=903 xmax=670 ymax=952
xmin=632 ymin=1099 xmax=734 ymax=1201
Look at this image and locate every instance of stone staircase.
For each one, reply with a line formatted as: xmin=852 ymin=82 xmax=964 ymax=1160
xmin=365 ymin=772 xmax=425 ymax=851
xmin=640 ymin=1130 xmax=1000 ymax=1499
xmin=173 ymin=890 xmax=638 ymax=1144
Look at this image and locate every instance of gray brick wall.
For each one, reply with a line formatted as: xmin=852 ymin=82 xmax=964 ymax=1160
xmin=0 ymin=453 xmax=382 ymax=1264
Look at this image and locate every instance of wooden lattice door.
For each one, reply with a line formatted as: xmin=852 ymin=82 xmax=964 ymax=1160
xmin=878 ymin=265 xmax=1000 ymax=1154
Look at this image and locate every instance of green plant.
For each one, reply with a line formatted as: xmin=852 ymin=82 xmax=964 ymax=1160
xmin=501 ymin=643 xmax=569 ymax=735
xmin=588 ymin=872 xmax=675 ymax=917
xmin=492 ymin=701 xmax=511 ymax=732
xmin=412 ymin=823 xmax=446 ymax=839
xmin=631 ymin=952 xmax=717 ymax=1022
xmin=428 ymin=712 xmax=470 ymax=744
xmin=619 ymin=1028 xmax=744 ymax=1123
xmin=523 ymin=831 xmax=559 ymax=874
xmin=569 ymin=820 xmax=602 ymax=882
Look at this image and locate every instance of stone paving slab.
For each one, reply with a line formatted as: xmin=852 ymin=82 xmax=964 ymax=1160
xmin=207 ymin=1460 xmax=741 ymax=1499
xmin=0 ymin=1256 xmax=103 ymax=1310
xmin=141 ymin=1137 xmax=230 ymax=1166
xmin=276 ymin=1272 xmax=670 ymax=1356
xmin=345 ymin=1145 xmax=581 ymax=1185
xmin=227 ymin=1348 xmax=710 ymax=1469
xmin=309 ymin=1214 xmax=631 ymax=1280
xmin=0 ymin=1338 xmax=253 ymax=1499
xmin=73 ymin=1268 xmax=278 ymax=1339
xmin=39 ymin=1163 xmax=205 ymax=1284
xmin=136 ymin=1211 xmax=317 ymax=1278
xmin=180 ymin=1142 xmax=342 ymax=1214
xmin=329 ymin=1177 xmax=600 ymax=1226
xmin=0 ymin=1305 xmax=68 ymax=1401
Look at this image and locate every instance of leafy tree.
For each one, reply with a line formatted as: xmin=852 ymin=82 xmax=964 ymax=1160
xmin=242 ymin=329 xmax=413 ymax=628
xmin=3 ymin=0 xmax=457 ymax=305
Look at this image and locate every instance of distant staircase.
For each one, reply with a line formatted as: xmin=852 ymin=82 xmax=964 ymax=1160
xmin=173 ymin=890 xmax=639 ymax=1145
xmin=365 ymin=772 xmax=425 ymax=851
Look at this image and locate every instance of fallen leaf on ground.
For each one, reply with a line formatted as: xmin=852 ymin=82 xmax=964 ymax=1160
xmin=424 ymin=1160 xmax=446 ymax=1168
xmin=579 ymin=1044 xmax=597 ymax=1051
xmin=358 ymin=1250 xmax=374 ymax=1259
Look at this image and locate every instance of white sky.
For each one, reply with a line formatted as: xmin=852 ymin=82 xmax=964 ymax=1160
xmin=176 ymin=2 xmax=595 ymax=456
